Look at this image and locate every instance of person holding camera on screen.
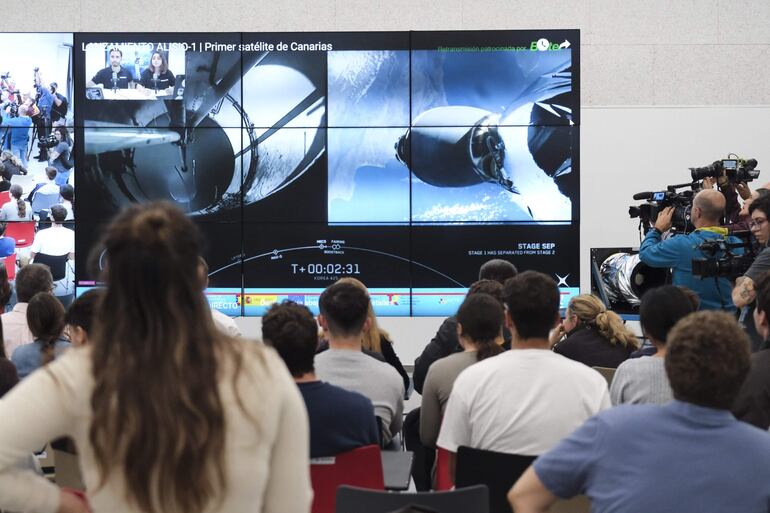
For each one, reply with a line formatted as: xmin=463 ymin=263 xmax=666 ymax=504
xmin=137 ymin=52 xmax=176 ymax=96
xmin=639 ymin=189 xmax=740 ymax=311
xmin=49 ymin=82 xmax=68 ymax=125
xmin=32 ymin=68 xmax=54 ymax=162
xmin=87 ymin=47 xmax=135 ymax=90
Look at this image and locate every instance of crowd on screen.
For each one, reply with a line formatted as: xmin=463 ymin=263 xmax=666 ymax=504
xmin=0 ymin=66 xmax=75 ymax=313
xmin=0 ymin=201 xmax=768 ymax=513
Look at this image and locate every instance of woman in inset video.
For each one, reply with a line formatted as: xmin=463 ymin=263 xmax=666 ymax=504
xmin=137 ymin=51 xmax=176 ymax=95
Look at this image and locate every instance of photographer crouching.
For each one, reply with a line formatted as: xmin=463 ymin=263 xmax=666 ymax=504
xmin=732 ymin=194 xmax=770 ymax=350
xmin=640 ymin=189 xmax=741 ymax=311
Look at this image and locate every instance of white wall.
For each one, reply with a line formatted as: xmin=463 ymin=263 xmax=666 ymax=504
xmin=22 ymin=0 xmax=770 ymax=366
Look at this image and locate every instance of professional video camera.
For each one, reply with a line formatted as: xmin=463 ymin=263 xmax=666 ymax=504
xmin=37 ymin=134 xmax=58 ymax=150
xmin=690 ymin=157 xmax=760 ymax=184
xmin=691 ymin=231 xmax=755 ymax=280
xmin=629 ymin=183 xmax=695 ymax=235
xmin=3 ymin=102 xmax=19 ymax=118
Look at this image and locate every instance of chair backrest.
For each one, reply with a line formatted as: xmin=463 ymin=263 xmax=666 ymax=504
xmin=336 ymin=484 xmax=489 ymax=513
xmin=32 ymin=253 xmax=68 ymax=281
xmin=31 ymin=191 xmax=60 ymax=214
xmin=434 ymin=446 xmax=454 ymax=491
xmin=0 ymin=191 xmax=10 ymax=204
xmin=5 ymin=221 xmax=35 ymax=248
xmin=593 ymin=366 xmax=616 ymax=387
xmin=310 ymin=444 xmax=385 ymax=513
xmin=3 ymin=254 xmax=16 ymax=280
xmin=455 ymin=446 xmax=536 ymax=513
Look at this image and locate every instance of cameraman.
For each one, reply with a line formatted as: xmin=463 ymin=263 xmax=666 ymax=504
xmin=639 ymin=189 xmax=740 ymax=311
xmin=33 ymin=69 xmax=54 ymax=162
xmin=732 ymin=194 xmax=770 ymax=350
xmin=49 ymin=82 xmax=68 ymax=125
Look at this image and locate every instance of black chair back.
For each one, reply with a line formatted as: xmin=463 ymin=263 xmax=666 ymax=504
xmin=33 ymin=253 xmax=68 ymax=281
xmin=335 ymin=484 xmax=489 ymax=513
xmin=455 ymin=446 xmax=536 ymax=513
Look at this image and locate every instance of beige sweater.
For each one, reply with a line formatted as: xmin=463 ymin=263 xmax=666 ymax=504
xmin=0 ymin=344 xmax=312 ymax=513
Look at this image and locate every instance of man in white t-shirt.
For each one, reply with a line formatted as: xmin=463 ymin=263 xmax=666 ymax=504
xmin=30 ymin=205 xmax=74 ymax=303
xmin=437 ymin=271 xmax=610 ymax=479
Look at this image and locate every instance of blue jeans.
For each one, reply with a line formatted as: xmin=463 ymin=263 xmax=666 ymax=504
xmin=10 ymin=144 xmax=27 ymax=168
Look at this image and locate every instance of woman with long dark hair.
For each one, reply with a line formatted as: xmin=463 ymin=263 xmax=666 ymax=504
xmin=420 ymin=292 xmax=505 ymax=449
xmin=0 ymin=183 xmax=32 ymax=221
xmin=10 ymin=291 xmax=69 ymax=379
xmin=0 ymin=202 xmax=311 ymax=513
xmin=137 ymin=52 xmax=176 ymax=94
xmin=48 ymin=126 xmax=73 ymax=186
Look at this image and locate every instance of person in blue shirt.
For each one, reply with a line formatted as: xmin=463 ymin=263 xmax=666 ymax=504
xmin=0 ymin=222 xmax=15 ymax=258
xmin=2 ymin=106 xmax=33 ymax=168
xmin=639 ymin=188 xmax=740 ymax=310
xmin=262 ymin=299 xmax=380 ymax=458
xmin=509 ymin=310 xmax=770 ymax=513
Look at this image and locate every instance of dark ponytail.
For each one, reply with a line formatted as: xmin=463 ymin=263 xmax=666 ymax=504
xmin=26 ymin=292 xmax=65 ymax=365
xmin=456 ymin=293 xmax=505 ymax=362
xmin=9 ymin=184 xmax=25 ymax=218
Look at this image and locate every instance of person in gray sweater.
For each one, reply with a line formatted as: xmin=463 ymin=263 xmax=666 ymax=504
xmin=420 ymin=293 xmax=504 ymax=449
xmin=610 ymin=285 xmax=696 ymax=405
xmin=315 ymin=281 xmax=404 ymax=445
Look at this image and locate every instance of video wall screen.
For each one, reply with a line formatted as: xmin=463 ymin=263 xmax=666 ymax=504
xmin=3 ymin=30 xmax=579 ymax=317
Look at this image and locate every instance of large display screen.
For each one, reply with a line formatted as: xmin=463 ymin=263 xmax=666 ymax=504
xmin=50 ymin=30 xmax=580 ymax=316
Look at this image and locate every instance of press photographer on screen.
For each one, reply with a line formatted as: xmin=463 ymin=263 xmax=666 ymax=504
xmin=638 ymin=188 xmax=744 ymax=311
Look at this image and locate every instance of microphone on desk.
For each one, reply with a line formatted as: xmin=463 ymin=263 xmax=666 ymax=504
xmin=153 ymin=71 xmax=159 ymax=93
xmin=111 ymin=71 xmax=118 ymax=93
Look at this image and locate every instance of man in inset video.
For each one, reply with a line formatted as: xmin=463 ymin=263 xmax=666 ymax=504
xmin=87 ymin=47 xmax=135 ymax=90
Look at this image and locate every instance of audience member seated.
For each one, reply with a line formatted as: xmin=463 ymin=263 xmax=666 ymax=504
xmin=437 ymin=271 xmax=610 ymax=480
xmin=263 ymin=300 xmax=379 ymax=458
xmin=0 ymin=326 xmax=37 ymax=476
xmin=0 ymin=184 xmax=32 ymax=221
xmin=421 ymin=293 xmax=504 ymax=449
xmin=197 ymin=257 xmax=241 ymax=337
xmin=407 ymin=278 xmax=508 ymax=490
xmin=315 ymin=281 xmax=405 ymax=445
xmin=0 ymin=150 xmax=27 ymax=178
xmin=26 ymin=166 xmax=59 ymax=204
xmin=628 ymin=286 xmax=700 ymax=359
xmin=64 ymin=288 xmax=104 ymax=346
xmin=732 ymin=271 xmax=770 ymax=429
xmin=0 ymin=222 xmax=15 ymax=257
xmin=0 ymin=262 xmax=12 ymax=313
xmin=510 ymin=311 xmax=770 ymax=513
xmin=0 ymin=321 xmax=19 ymax=396
xmin=551 ymin=294 xmax=638 ymax=368
xmin=1 ymin=264 xmax=53 ymax=358
xmin=59 ymin=184 xmax=74 ymax=221
xmin=30 ymin=205 xmax=74 ymax=305
xmin=0 ymin=168 xmax=10 ymax=192
xmin=414 ymin=261 xmax=516 ymax=394
xmin=11 ymin=292 xmax=69 ymax=379
xmin=338 ymin=277 xmax=410 ymax=395
xmin=610 ymin=285 xmax=695 ymax=405
xmin=0 ymin=202 xmax=311 ymax=513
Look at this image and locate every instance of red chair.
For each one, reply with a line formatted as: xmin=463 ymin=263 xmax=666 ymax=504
xmin=310 ymin=445 xmax=385 ymax=513
xmin=5 ymin=221 xmax=35 ymax=248
xmin=2 ymin=254 xmax=15 ymax=280
xmin=0 ymin=191 xmax=10 ymax=204
xmin=434 ymin=446 xmax=454 ymax=491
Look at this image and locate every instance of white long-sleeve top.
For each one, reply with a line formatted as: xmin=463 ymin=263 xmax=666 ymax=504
xmin=0 ymin=343 xmax=312 ymax=513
